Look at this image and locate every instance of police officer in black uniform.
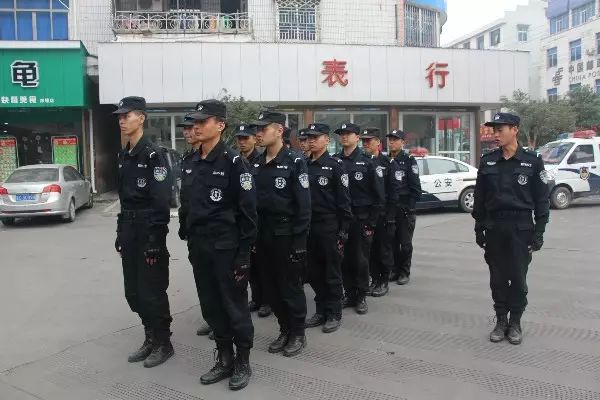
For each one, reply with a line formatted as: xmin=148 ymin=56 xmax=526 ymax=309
xmin=303 ymin=123 xmax=352 ymax=333
xmin=113 ymin=96 xmax=174 ymax=368
xmin=283 ymin=127 xmax=292 ymax=149
xmin=386 ymin=129 xmax=421 ymax=286
xmin=335 ymin=123 xmax=385 ymax=315
xmin=184 ymin=100 xmax=257 ymax=390
xmin=177 ymin=113 xmax=214 ymax=339
xmin=360 ymin=127 xmax=395 ymax=297
xmin=473 ymin=113 xmax=549 ymax=345
xmin=234 ymin=124 xmax=272 ymax=319
xmin=297 ymin=128 xmax=311 ymax=159
xmin=253 ymin=111 xmax=311 ymax=357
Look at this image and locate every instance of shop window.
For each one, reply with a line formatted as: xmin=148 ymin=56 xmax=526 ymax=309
xmin=550 ymin=13 xmax=568 ymax=34
xmin=403 ymin=114 xmax=435 ymax=153
xmin=0 ymin=0 xmax=68 ymax=40
xmin=517 ymin=24 xmax=528 ymax=42
xmin=277 ymin=0 xmax=318 ymax=42
xmin=547 ymin=47 xmax=557 ymax=68
xmin=476 ymin=35 xmax=484 ymax=49
xmin=572 ymin=1 xmax=594 ymax=27
xmin=489 ymin=28 xmax=501 ymax=47
xmin=570 ymin=39 xmax=582 ymax=62
xmin=567 ymin=144 xmax=595 ymax=164
xmin=436 ymin=115 xmax=472 ymax=164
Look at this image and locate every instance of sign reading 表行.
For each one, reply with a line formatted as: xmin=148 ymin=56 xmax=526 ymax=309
xmin=0 ymin=45 xmax=88 ymax=108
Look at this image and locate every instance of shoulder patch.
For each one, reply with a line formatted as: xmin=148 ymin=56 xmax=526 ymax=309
xmin=299 ymin=173 xmax=309 ymax=189
xmin=153 ymin=166 xmax=168 ymax=182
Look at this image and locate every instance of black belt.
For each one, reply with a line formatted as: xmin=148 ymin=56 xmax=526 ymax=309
xmin=120 ymin=209 xmax=152 ymax=220
xmin=490 ymin=210 xmax=532 ymax=219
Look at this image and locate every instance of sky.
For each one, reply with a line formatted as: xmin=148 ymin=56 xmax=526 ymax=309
xmin=440 ymin=0 xmax=532 ymax=45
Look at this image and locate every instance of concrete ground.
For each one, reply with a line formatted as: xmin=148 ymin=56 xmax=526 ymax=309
xmin=1 ymin=201 xmax=600 ymax=400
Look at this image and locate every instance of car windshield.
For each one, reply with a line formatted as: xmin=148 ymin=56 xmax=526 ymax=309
xmin=6 ymin=168 xmax=59 ymax=183
xmin=537 ymin=142 xmax=574 ymax=165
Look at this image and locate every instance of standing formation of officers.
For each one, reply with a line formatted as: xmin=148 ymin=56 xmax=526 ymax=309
xmin=114 ymin=94 xmax=548 ymax=392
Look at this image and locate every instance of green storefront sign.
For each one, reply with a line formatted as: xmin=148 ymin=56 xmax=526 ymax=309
xmin=0 ymin=43 xmax=88 ymax=108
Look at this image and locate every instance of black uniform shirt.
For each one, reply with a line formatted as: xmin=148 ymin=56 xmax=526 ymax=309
xmin=255 ymin=146 xmax=311 ymax=236
xmin=118 ymin=135 xmax=172 ymax=228
xmin=472 ymin=147 xmax=550 ymax=223
xmin=185 ymin=140 xmax=257 ymax=251
xmin=307 ymin=151 xmax=353 ymax=232
xmin=389 ymin=151 xmax=422 ymax=210
xmin=178 ymin=150 xmax=195 ymax=221
xmin=335 ymin=146 xmax=385 ymax=220
xmin=245 ymin=148 xmax=262 ymax=176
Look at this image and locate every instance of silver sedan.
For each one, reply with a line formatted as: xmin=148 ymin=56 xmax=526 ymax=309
xmin=0 ymin=164 xmax=93 ymax=226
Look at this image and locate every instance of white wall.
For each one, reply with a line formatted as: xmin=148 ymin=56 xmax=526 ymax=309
xmin=541 ymin=18 xmax=600 ymax=99
xmin=98 ymin=41 xmax=529 ymax=107
xmin=70 ymin=0 xmax=114 ymax=55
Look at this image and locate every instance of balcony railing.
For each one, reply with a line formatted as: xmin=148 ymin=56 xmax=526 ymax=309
xmin=113 ymin=11 xmax=251 ymax=35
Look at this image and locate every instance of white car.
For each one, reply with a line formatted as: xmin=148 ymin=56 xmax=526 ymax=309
xmin=0 ymin=164 xmax=93 ymax=226
xmin=414 ymin=156 xmax=478 ymax=213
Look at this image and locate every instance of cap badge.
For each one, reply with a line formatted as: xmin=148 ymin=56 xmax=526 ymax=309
xmin=197 ymin=105 xmax=203 ymax=111
xmin=240 ymin=125 xmax=245 ymax=131
xmin=494 ymin=114 xmax=500 ymax=120
xmin=393 ymin=130 xmax=397 ymax=134
xmin=310 ymin=125 xmax=315 ymax=129
xmin=119 ymin=101 xmax=123 ymax=107
xmin=259 ymin=113 xmax=264 ymax=120
xmin=341 ymin=124 xmax=346 ymax=129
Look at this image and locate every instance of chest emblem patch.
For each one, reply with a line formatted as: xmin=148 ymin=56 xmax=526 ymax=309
xmin=136 ymin=177 xmax=147 ymax=188
xmin=318 ymin=176 xmax=328 ymax=186
xmin=354 ymin=171 xmax=363 ymax=181
xmin=210 ymin=188 xmax=223 ymax=202
xmin=275 ymin=177 xmax=287 ymax=189
xmin=517 ymin=174 xmax=528 ymax=185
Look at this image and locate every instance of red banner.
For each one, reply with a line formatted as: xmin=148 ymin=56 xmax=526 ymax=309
xmin=0 ymin=138 xmax=16 ymax=147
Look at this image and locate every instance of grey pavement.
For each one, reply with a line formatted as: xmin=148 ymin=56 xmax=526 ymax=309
xmin=1 ymin=203 xmax=600 ymax=400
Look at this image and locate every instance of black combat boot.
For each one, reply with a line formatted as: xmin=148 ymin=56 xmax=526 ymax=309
xmin=372 ymin=281 xmax=389 ymax=297
xmin=305 ymin=312 xmax=325 ymax=328
xmin=367 ymin=280 xmax=378 ymax=296
xmin=396 ymin=275 xmax=410 ymax=285
xmin=268 ymin=332 xmax=289 ymax=354
xmin=128 ymin=328 xmax=154 ymax=363
xmin=507 ymin=313 xmax=523 ymax=345
xmin=489 ymin=315 xmax=508 ymax=343
xmin=389 ymin=271 xmax=401 ymax=282
xmin=229 ymin=348 xmax=252 ymax=391
xmin=143 ymin=332 xmax=174 ymax=368
xmin=200 ymin=341 xmax=234 ymax=384
xmin=355 ymin=295 xmax=368 ymax=315
xmin=283 ymin=335 xmax=306 ymax=357
xmin=342 ymin=290 xmax=357 ymax=308
xmin=322 ymin=315 xmax=342 ymax=334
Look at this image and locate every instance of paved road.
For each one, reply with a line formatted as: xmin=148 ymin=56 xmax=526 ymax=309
xmin=1 ymin=203 xmax=600 ymax=400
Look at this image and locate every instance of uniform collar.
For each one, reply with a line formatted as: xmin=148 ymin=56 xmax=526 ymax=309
xmin=248 ymin=148 xmax=260 ymax=161
xmin=492 ymin=146 xmax=525 ymax=161
xmin=197 ymin=140 xmax=225 ymax=163
xmin=260 ymin=145 xmax=287 ymax=165
xmin=340 ymin=146 xmax=361 ymax=160
xmin=126 ymin=135 xmax=150 ymax=157
xmin=310 ymin=151 xmax=329 ymax=165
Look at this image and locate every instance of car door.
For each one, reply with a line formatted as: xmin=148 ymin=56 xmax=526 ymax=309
xmin=71 ymin=168 xmax=89 ymax=205
xmin=423 ymin=158 xmax=462 ymax=204
xmin=416 ymin=158 xmax=443 ymax=208
xmin=564 ymin=144 xmax=597 ymax=196
xmin=63 ymin=167 xmax=83 ymax=207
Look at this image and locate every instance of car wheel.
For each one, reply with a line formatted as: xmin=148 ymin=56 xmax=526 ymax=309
xmin=459 ymin=187 xmax=475 ymax=213
xmin=1 ymin=218 xmax=16 ymax=226
xmin=86 ymin=191 xmax=94 ymax=209
xmin=63 ymin=199 xmax=76 ymax=223
xmin=550 ymin=186 xmax=572 ymax=209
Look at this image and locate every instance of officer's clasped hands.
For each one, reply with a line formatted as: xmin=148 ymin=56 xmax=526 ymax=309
xmin=233 ymin=252 xmax=251 ymax=288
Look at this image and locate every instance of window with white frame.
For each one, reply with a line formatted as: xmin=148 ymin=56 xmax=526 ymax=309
xmin=550 ymin=13 xmax=568 ymax=34
xmin=490 ymin=28 xmax=501 ymax=47
xmin=277 ymin=0 xmax=318 ymax=42
xmin=0 ymin=0 xmax=69 ymax=41
xmin=547 ymin=47 xmax=558 ymax=68
xmin=517 ymin=24 xmax=529 ymax=42
xmin=572 ymin=1 xmax=595 ymax=27
xmin=570 ymin=39 xmax=582 ymax=62
xmin=404 ymin=3 xmax=438 ymax=47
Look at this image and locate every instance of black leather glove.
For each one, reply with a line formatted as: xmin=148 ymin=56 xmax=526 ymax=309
xmin=115 ymin=236 xmax=122 ymax=256
xmin=290 ymin=235 xmax=307 ymax=263
xmin=178 ymin=225 xmax=187 ymax=241
xmin=144 ymin=235 xmax=162 ymax=266
xmin=530 ymin=231 xmax=544 ymax=252
xmin=336 ymin=230 xmax=348 ymax=255
xmin=474 ymin=222 xmax=486 ymax=249
xmin=233 ymin=251 xmax=251 ymax=288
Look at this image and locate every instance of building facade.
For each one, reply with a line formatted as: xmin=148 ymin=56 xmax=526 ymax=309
xmin=541 ymin=0 xmax=600 ymax=101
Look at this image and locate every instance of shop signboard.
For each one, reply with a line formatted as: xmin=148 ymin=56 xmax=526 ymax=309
xmin=52 ymin=136 xmax=79 ymax=171
xmin=0 ymin=45 xmax=88 ymax=108
xmin=0 ymin=136 xmax=18 ymax=183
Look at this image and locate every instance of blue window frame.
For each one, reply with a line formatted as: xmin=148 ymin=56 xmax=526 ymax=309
xmin=570 ymin=83 xmax=582 ymax=92
xmin=550 ymin=13 xmax=568 ymax=34
xmin=572 ymin=1 xmax=595 ymax=27
xmin=547 ymin=47 xmax=558 ymax=68
xmin=570 ymin=39 xmax=582 ymax=62
xmin=547 ymin=88 xmax=558 ymax=102
xmin=596 ymin=79 xmax=600 ymax=94
xmin=0 ymin=0 xmax=68 ymax=41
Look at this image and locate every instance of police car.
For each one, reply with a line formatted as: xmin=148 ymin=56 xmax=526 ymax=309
xmin=537 ymin=132 xmax=600 ymax=209
xmin=413 ymin=155 xmax=478 ymax=213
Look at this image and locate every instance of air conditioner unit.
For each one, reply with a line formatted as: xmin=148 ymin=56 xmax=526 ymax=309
xmin=137 ymin=0 xmax=162 ymax=11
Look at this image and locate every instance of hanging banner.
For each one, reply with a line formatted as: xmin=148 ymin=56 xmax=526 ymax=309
xmin=0 ymin=136 xmax=18 ymax=183
xmin=52 ymin=136 xmax=79 ymax=171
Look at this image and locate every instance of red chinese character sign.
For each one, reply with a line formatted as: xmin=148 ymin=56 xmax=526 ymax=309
xmin=426 ymin=62 xmax=450 ymax=89
xmin=321 ymin=59 xmax=349 ymax=87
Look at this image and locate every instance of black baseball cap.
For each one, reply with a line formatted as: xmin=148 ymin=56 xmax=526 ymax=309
xmin=189 ymin=99 xmax=227 ymax=121
xmin=176 ymin=113 xmax=195 ymax=128
xmin=304 ymin=123 xmax=330 ymax=137
xmin=334 ymin=122 xmax=360 ymax=135
xmin=113 ymin=96 xmax=146 ymax=114
xmin=297 ymin=128 xmax=309 ymax=140
xmin=484 ymin=112 xmax=520 ymax=127
xmin=234 ymin=124 xmax=257 ymax=137
xmin=360 ymin=127 xmax=380 ymax=139
xmin=252 ymin=110 xmax=287 ymax=127
xmin=386 ymin=129 xmax=407 ymax=140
